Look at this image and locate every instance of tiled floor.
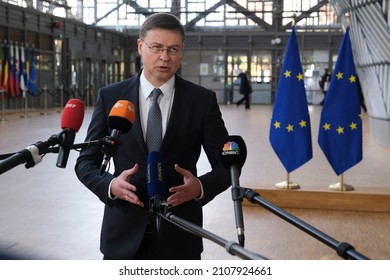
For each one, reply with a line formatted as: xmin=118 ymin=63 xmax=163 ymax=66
xmin=0 ymin=104 xmax=389 ymax=260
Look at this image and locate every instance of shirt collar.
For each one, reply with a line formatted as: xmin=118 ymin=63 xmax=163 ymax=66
xmin=140 ymin=71 xmax=175 ymax=100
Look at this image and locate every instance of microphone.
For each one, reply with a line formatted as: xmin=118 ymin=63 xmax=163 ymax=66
xmin=219 ymin=135 xmax=247 ymax=247
xmin=147 ymin=151 xmax=168 ymax=232
xmin=0 ymin=99 xmax=84 ymax=174
xmin=99 ymin=100 xmax=136 ymax=176
xmin=56 ymin=99 xmax=85 ymax=168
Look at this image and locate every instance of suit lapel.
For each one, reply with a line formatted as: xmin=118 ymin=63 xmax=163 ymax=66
xmin=161 ymin=76 xmax=188 ymax=152
xmin=122 ymin=74 xmax=149 ymax=155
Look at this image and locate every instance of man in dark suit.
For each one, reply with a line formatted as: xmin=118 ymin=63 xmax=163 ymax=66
xmin=75 ymin=13 xmax=231 ymax=260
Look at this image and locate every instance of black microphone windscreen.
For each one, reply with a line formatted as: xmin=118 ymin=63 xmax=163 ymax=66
xmin=220 ymin=135 xmax=247 ymax=169
xmin=147 ymin=151 xmax=166 ymax=198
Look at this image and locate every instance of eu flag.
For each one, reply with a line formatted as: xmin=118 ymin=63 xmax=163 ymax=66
xmin=29 ymin=48 xmax=37 ymax=96
xmin=269 ymin=27 xmax=313 ymax=173
xmin=318 ymin=28 xmax=362 ymax=176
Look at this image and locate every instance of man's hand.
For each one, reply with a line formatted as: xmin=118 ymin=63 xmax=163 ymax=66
xmin=110 ymin=164 xmax=144 ymax=207
xmin=167 ymin=164 xmax=201 ymax=207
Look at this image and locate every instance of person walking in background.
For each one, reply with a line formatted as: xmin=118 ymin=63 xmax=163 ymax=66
xmin=236 ymin=71 xmax=252 ymax=109
xmin=319 ymin=68 xmax=331 ymax=106
xmin=75 ymin=13 xmax=231 ymax=260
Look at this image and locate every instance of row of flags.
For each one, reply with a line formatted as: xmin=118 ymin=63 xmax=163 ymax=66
xmin=0 ymin=43 xmax=37 ymax=97
xmin=270 ymin=27 xmax=362 ymax=177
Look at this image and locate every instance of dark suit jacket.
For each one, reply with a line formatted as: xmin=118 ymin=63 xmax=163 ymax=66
xmin=75 ymin=71 xmax=231 ymax=259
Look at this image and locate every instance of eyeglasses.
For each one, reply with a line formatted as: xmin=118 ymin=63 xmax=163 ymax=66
xmin=141 ymin=39 xmax=182 ymax=56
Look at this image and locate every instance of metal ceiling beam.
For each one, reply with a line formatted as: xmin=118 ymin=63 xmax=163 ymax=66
xmin=225 ymin=0 xmax=272 ymax=31
xmin=185 ymin=1 xmax=225 ymax=30
xmin=93 ymin=2 xmax=125 ymax=25
xmin=94 ymin=0 xmax=155 ymax=25
xmin=123 ymin=0 xmax=154 ymax=16
xmin=282 ymin=0 xmax=329 ymax=30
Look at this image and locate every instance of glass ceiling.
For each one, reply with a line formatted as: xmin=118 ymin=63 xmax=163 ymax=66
xmin=5 ymin=0 xmax=338 ymax=31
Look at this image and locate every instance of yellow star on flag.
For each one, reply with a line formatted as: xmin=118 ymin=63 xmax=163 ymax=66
xmin=349 ymin=75 xmax=356 ymax=83
xmin=336 ymin=126 xmax=344 ymax=134
xmin=299 ymin=120 xmax=307 ymax=127
xmin=350 ymin=122 xmax=357 ymax=130
xmin=286 ymin=124 xmax=294 ymax=132
xmin=323 ymin=123 xmax=331 ymax=130
xmin=284 ymin=70 xmax=291 ymax=78
xmin=273 ymin=121 xmax=281 ymax=129
xmin=336 ymin=72 xmax=343 ymax=80
xmin=296 ymin=73 xmax=304 ymax=81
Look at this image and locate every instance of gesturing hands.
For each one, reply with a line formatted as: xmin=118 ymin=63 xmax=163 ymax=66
xmin=110 ymin=163 xmax=201 ymax=208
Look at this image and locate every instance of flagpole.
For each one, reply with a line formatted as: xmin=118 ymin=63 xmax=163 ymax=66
xmin=0 ymin=88 xmax=6 ymax=122
xmin=21 ymin=87 xmax=30 ymax=118
xmin=40 ymin=84 xmax=49 ymax=116
xmin=292 ymin=13 xmax=296 ymax=27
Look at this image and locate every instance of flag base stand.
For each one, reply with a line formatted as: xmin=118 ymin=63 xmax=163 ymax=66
xmin=328 ymin=174 xmax=354 ymax=191
xmin=275 ymin=181 xmax=300 ymax=189
xmin=20 ymin=113 xmax=31 ymax=119
xmin=329 ymin=182 xmax=354 ymax=191
xmin=19 ymin=113 xmax=31 ymax=119
xmin=275 ymin=173 xmax=300 ymax=189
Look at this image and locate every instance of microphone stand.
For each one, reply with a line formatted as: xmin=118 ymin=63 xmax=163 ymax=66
xmin=0 ymin=137 xmax=115 ymax=174
xmin=243 ymin=187 xmax=370 ymax=260
xmin=157 ymin=211 xmax=267 ymax=260
xmin=0 ymin=134 xmax=62 ymax=175
xmin=231 ymin=165 xmax=245 ymax=246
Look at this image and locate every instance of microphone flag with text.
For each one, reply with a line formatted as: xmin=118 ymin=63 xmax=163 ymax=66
xmin=56 ymin=98 xmax=85 ymax=168
xmin=219 ymin=135 xmax=247 ymax=247
xmin=99 ymin=100 xmax=135 ymax=176
xmin=147 ymin=151 xmax=168 ymax=233
xmin=0 ymin=98 xmax=85 ymax=175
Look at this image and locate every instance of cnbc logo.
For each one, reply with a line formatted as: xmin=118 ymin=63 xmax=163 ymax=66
xmin=222 ymin=141 xmax=240 ymax=155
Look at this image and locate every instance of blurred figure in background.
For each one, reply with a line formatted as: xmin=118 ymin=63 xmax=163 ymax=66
xmin=319 ymin=68 xmax=331 ymax=106
xmin=236 ymin=71 xmax=252 ymax=109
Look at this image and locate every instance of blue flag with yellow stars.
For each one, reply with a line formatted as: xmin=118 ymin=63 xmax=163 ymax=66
xmin=318 ymin=28 xmax=362 ymax=176
xmin=29 ymin=48 xmax=37 ymax=96
xmin=269 ymin=27 xmax=312 ymax=173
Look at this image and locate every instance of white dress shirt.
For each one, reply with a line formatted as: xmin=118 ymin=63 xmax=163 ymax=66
xmin=139 ymin=72 xmax=175 ymax=141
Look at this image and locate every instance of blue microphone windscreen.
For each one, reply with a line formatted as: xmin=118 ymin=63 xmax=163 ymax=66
xmin=147 ymin=151 xmax=166 ymax=198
